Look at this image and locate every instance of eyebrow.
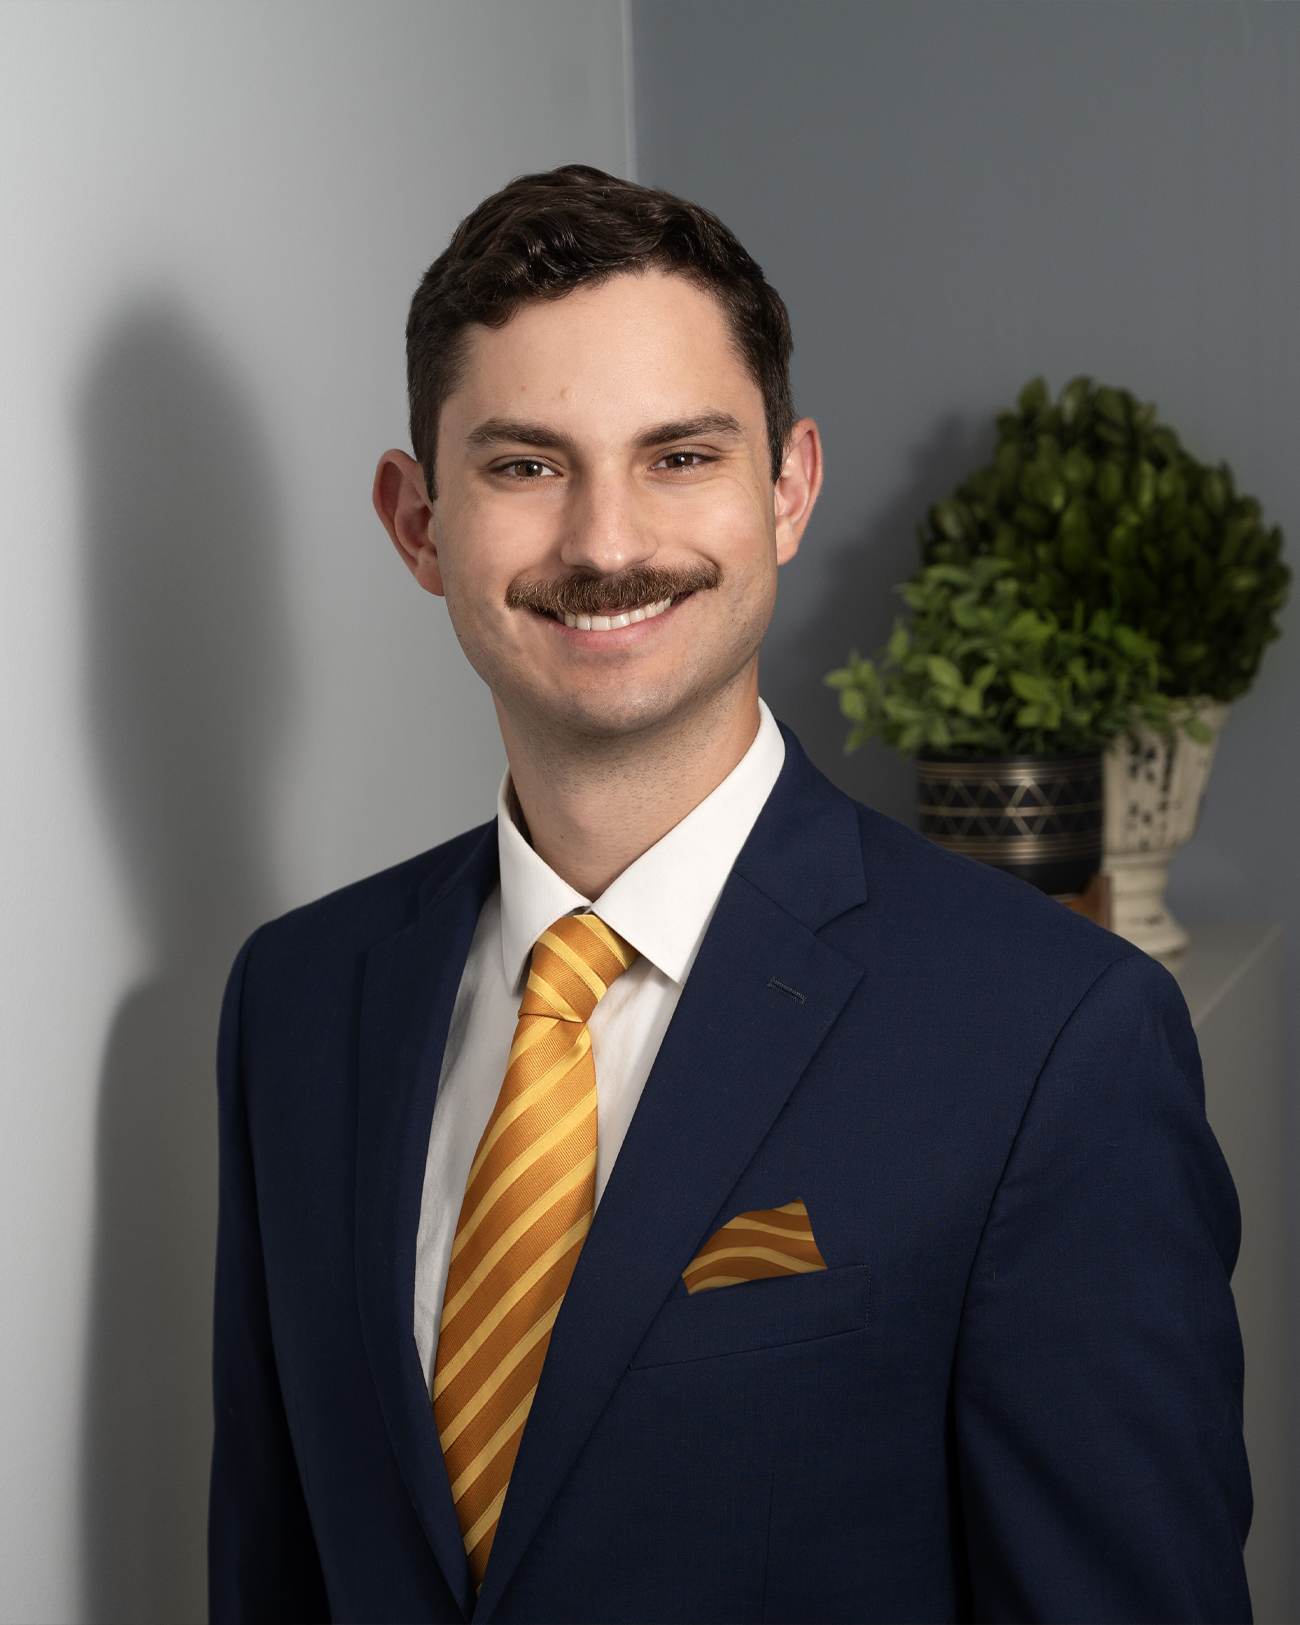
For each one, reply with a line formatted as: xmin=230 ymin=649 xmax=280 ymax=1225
xmin=464 ymin=411 xmax=746 ymax=454
xmin=635 ymin=412 xmax=745 ymax=448
xmin=465 ymin=419 xmax=578 ymax=452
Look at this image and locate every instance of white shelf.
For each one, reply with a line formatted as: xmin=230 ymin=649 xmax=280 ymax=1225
xmin=1171 ymin=924 xmax=1290 ymax=1623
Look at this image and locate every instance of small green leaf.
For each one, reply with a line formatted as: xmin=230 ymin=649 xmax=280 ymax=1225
xmin=971 ymin=662 xmax=998 ymax=693
xmin=1018 ymin=377 xmax=1049 ymax=415
xmin=1007 ymin=610 xmax=1051 ymax=644
xmin=1009 ymin=672 xmax=1054 ymax=704
xmin=1202 ymin=467 xmax=1227 ymax=515
xmin=933 ymin=499 xmax=967 ymax=541
xmin=885 ymin=622 xmax=911 ymax=664
xmin=926 ymin=655 xmax=963 ymax=689
xmin=1058 ymin=376 xmax=1092 ymax=427
xmin=838 ymin=688 xmax=868 ymax=722
xmin=956 ymin=686 xmax=986 ymax=716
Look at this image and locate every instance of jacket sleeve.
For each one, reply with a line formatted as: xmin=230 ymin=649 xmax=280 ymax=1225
xmin=209 ymin=933 xmax=331 ymax=1624
xmin=954 ymin=950 xmax=1252 ymax=1624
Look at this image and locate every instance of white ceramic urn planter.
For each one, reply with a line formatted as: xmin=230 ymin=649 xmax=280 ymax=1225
xmin=1102 ymin=701 xmax=1230 ymax=959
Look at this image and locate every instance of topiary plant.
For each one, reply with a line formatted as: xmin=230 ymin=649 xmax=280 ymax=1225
xmin=919 ymin=377 xmax=1289 ymax=704
xmin=826 ymin=556 xmax=1170 ymax=759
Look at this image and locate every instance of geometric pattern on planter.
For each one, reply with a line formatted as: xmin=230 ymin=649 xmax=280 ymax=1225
xmin=918 ymin=755 xmax=1104 ymax=864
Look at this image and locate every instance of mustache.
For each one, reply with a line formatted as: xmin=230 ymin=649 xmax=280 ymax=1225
xmin=505 ymin=563 xmax=721 ymax=618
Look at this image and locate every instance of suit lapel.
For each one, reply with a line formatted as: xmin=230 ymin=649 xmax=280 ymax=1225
xmin=474 ymin=736 xmax=868 ymax=1620
xmin=355 ymin=824 xmax=498 ymax=1622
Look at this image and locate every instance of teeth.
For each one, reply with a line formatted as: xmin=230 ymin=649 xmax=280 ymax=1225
xmin=561 ymin=597 xmax=675 ymax=632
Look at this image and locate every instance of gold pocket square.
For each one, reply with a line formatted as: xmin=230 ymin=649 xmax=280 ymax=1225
xmin=682 ymin=1199 xmax=828 ymax=1295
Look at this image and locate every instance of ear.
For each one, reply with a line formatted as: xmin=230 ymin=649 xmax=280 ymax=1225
xmin=773 ymin=418 xmax=824 ymax=565
xmin=372 ymin=449 xmax=444 ymax=596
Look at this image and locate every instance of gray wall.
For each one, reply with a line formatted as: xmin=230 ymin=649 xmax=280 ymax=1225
xmin=0 ymin=4 xmax=629 ymax=1618
xmin=634 ymin=0 xmax=1299 ymax=1602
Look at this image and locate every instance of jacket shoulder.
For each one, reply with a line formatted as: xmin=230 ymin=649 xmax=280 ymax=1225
xmin=764 ymin=729 xmax=1144 ymax=999
xmin=845 ymin=797 xmax=1150 ymax=994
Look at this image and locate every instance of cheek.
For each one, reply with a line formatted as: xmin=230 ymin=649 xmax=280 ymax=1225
xmin=659 ymin=475 xmax=767 ymax=559
xmin=712 ymin=506 xmax=778 ymax=597
xmin=435 ymin=512 xmax=510 ymax=611
xmin=430 ymin=536 xmax=501 ymax=662
xmin=448 ymin=491 xmax=563 ymax=592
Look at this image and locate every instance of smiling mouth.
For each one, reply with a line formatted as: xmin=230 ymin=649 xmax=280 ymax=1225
xmin=556 ymin=597 xmax=675 ymax=632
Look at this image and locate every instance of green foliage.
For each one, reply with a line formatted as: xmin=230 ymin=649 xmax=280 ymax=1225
xmin=826 ymin=558 xmax=1182 ymax=759
xmin=920 ymin=376 xmax=1289 ymax=702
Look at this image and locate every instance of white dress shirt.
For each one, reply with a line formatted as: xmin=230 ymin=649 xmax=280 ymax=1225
xmin=413 ymin=700 xmax=787 ymax=1388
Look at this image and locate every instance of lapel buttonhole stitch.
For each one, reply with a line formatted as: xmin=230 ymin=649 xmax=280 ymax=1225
xmin=766 ymin=977 xmax=806 ymax=1004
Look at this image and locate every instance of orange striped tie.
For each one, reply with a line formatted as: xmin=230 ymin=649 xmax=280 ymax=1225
xmin=433 ymin=912 xmax=636 ymax=1590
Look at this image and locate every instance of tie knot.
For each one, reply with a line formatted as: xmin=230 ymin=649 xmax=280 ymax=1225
xmin=519 ymin=913 xmax=637 ymax=1023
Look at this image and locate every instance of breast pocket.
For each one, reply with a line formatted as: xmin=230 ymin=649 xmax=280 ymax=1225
xmin=628 ymin=1263 xmax=870 ymax=1370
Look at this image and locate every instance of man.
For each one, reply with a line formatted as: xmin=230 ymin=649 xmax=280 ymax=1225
xmin=209 ymin=166 xmax=1251 ymax=1623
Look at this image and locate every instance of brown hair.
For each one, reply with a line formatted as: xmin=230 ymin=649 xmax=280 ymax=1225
xmin=406 ymin=165 xmax=795 ymax=493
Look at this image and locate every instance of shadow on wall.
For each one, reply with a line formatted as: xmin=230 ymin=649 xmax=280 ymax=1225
xmin=762 ymin=413 xmax=996 ymax=825
xmin=77 ymin=305 xmax=290 ymax=1623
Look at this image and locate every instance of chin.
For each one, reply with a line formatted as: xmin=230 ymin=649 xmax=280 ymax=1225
xmin=554 ymin=694 xmax=685 ymax=741
xmin=485 ymin=628 xmax=763 ymax=747
xmin=531 ymin=676 xmax=712 ymax=744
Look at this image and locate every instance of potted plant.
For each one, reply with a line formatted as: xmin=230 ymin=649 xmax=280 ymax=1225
xmin=827 ymin=556 xmax=1169 ymax=902
xmin=916 ymin=377 xmax=1289 ymax=954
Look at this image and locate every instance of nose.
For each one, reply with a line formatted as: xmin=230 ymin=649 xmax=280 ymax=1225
xmin=558 ymin=463 xmax=657 ymax=578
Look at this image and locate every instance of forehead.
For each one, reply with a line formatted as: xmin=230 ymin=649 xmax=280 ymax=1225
xmin=447 ymin=269 xmax=762 ymax=428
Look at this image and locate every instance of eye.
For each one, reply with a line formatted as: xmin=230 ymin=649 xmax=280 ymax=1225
xmin=653 ymin=450 xmax=710 ymax=471
xmin=496 ymin=458 xmax=558 ymax=479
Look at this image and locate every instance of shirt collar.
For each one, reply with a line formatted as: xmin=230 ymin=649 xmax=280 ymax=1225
xmin=496 ymin=700 xmax=786 ymax=992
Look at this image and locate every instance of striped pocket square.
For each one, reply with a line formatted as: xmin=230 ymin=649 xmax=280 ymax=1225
xmin=682 ymin=1199 xmax=828 ymax=1295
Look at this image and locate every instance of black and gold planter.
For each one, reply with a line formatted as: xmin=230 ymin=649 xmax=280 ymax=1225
xmin=916 ymin=753 xmax=1103 ymax=897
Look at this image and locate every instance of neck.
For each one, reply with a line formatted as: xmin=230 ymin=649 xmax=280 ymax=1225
xmin=497 ymin=670 xmax=762 ymax=899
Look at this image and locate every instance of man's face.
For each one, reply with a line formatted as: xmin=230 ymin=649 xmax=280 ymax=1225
xmin=387 ymin=270 xmax=819 ymax=746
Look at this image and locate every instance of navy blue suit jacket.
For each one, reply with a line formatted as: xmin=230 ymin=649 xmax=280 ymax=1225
xmin=209 ymin=729 xmax=1251 ymax=1623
